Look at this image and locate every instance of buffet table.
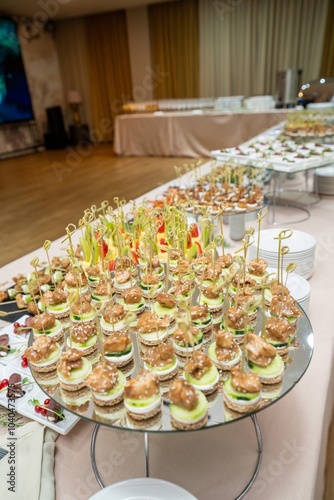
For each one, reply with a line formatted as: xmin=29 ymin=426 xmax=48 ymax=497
xmin=0 ymin=162 xmax=333 ymax=500
xmin=113 ymin=110 xmax=289 ymax=157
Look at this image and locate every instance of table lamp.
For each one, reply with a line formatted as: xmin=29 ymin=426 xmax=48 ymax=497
xmin=66 ymin=89 xmax=82 ymax=127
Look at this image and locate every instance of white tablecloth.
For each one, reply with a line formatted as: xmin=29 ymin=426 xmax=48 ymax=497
xmin=113 ymin=110 xmax=288 ymax=157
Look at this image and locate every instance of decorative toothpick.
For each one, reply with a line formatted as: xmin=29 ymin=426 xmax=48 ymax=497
xmin=43 ymin=240 xmax=56 ymax=287
xmin=256 ymin=208 xmax=269 ymax=261
xmin=61 ymin=223 xmax=78 ymax=257
xmin=257 ymin=274 xmax=275 ymax=340
xmin=285 ymin=262 xmax=297 ymax=289
xmin=274 ymin=229 xmax=293 ymax=284
xmin=280 ymin=245 xmax=290 ymax=286
xmin=28 ymin=257 xmax=44 ymax=321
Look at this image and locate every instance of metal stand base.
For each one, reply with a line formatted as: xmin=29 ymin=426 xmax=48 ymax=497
xmin=266 ymin=169 xmax=321 ymax=225
xmin=266 ymin=198 xmax=311 ymax=225
xmin=90 ymin=414 xmax=263 ymax=499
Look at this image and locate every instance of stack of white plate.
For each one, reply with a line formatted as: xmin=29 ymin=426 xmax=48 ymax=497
xmin=266 ymin=267 xmax=311 ymax=313
xmin=214 ymin=96 xmax=244 ymax=110
xmin=314 ymin=165 xmax=334 ymax=195
xmin=243 ymin=95 xmax=276 ymax=110
xmin=249 ymin=228 xmax=316 ymax=279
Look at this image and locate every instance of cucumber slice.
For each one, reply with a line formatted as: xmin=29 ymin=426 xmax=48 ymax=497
xmin=105 ymin=344 xmax=132 ymax=357
xmin=47 ymin=303 xmax=69 ymax=313
xmin=175 ymin=330 xmax=203 ymax=347
xmin=33 ymin=346 xmax=61 ymax=365
xmin=125 ymin=393 xmax=160 ymax=408
xmin=208 ymin=342 xmax=241 ymax=366
xmin=265 ymin=331 xmax=296 ymax=348
xmin=91 ymin=294 xmax=109 ymax=302
xmin=87 ymin=275 xmax=100 ymax=283
xmin=270 ymin=313 xmax=298 ymax=324
xmin=192 ymin=313 xmax=212 ymax=327
xmin=248 ymin=355 xmax=284 ymax=377
xmin=170 ymin=390 xmax=207 ymax=422
xmin=33 ymin=320 xmax=62 ymax=335
xmin=140 ymin=281 xmax=163 ymax=292
xmin=184 ymin=365 xmax=218 ymax=387
xmin=58 ymin=357 xmax=91 ymax=383
xmin=71 ymin=311 xmax=95 ymax=322
xmin=145 ymin=357 xmax=177 ymax=372
xmin=220 ymin=322 xmax=250 ymax=336
xmin=200 ymin=295 xmax=224 ymax=307
xmin=208 ymin=343 xmax=219 ymax=361
xmin=69 ymin=335 xmax=98 ymax=349
xmin=154 ymin=302 xmax=177 ymax=316
xmin=202 ymin=278 xmax=223 ymax=287
xmin=119 ymin=298 xmax=146 ymax=311
xmin=224 ymin=376 xmax=260 ymax=401
xmin=99 ymin=371 xmax=126 ymax=396
xmin=172 ymin=272 xmax=195 ymax=282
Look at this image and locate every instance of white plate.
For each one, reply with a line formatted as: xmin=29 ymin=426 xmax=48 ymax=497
xmin=0 ymin=365 xmax=80 ymax=435
xmin=266 ymin=268 xmax=311 ymax=301
xmin=299 ymin=297 xmax=310 ymax=313
xmin=0 ymin=332 xmax=27 ymax=366
xmin=249 ymin=249 xmax=315 ymax=263
xmin=18 ymin=387 xmax=80 ymax=436
xmin=0 ymin=364 xmax=36 ymax=406
xmin=88 ymin=478 xmax=198 ymax=500
xmin=1 ymin=315 xmax=32 ymax=341
xmin=315 ymin=165 xmax=334 ymax=177
xmin=251 ymin=228 xmax=316 ymax=253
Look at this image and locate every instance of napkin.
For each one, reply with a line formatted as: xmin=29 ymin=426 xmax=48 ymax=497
xmin=0 ymin=421 xmax=57 ymax=500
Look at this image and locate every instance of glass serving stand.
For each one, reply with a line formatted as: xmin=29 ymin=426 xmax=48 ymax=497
xmin=28 ymin=303 xmax=313 ymax=499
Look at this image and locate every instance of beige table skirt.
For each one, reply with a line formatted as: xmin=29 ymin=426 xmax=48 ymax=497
xmin=113 ymin=110 xmax=288 ymax=157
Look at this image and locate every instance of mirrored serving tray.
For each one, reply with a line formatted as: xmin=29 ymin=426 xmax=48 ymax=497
xmin=27 ymin=306 xmax=313 ymax=434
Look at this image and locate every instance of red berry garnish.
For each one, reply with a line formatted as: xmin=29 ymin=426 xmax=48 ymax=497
xmin=0 ymin=379 xmax=9 ymax=390
xmin=35 ymin=405 xmax=41 ymax=414
xmin=21 ymin=357 xmax=29 ymax=368
xmin=40 ymin=408 xmax=47 ymax=417
xmin=44 ymin=398 xmax=51 ymax=406
xmin=13 ymin=322 xmax=20 ymax=328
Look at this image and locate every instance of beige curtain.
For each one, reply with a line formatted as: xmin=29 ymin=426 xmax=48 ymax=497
xmin=55 ymin=18 xmax=92 ymax=130
xmin=320 ymin=0 xmax=334 ymax=77
xmin=199 ymin=0 xmax=329 ymax=97
xmin=148 ymin=0 xmax=199 ymax=98
xmin=85 ymin=11 xmax=133 ymax=142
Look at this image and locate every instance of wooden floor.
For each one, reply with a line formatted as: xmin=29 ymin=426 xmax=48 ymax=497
xmin=0 ymin=145 xmax=192 ymax=267
xmin=0 ymin=144 xmax=334 ymax=498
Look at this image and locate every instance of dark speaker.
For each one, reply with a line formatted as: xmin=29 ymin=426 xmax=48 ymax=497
xmin=46 ymin=106 xmax=65 ymax=136
xmin=45 ymin=106 xmax=68 ymax=149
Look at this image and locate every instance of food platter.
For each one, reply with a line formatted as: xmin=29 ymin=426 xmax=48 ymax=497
xmin=0 ymin=159 xmax=314 ymax=435
xmin=211 ymin=134 xmax=334 ymax=173
xmin=25 ymin=305 xmax=313 ymax=433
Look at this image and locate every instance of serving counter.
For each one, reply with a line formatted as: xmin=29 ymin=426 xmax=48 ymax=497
xmin=0 ymin=161 xmax=333 ymax=500
xmin=113 ymin=110 xmax=288 ymax=157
